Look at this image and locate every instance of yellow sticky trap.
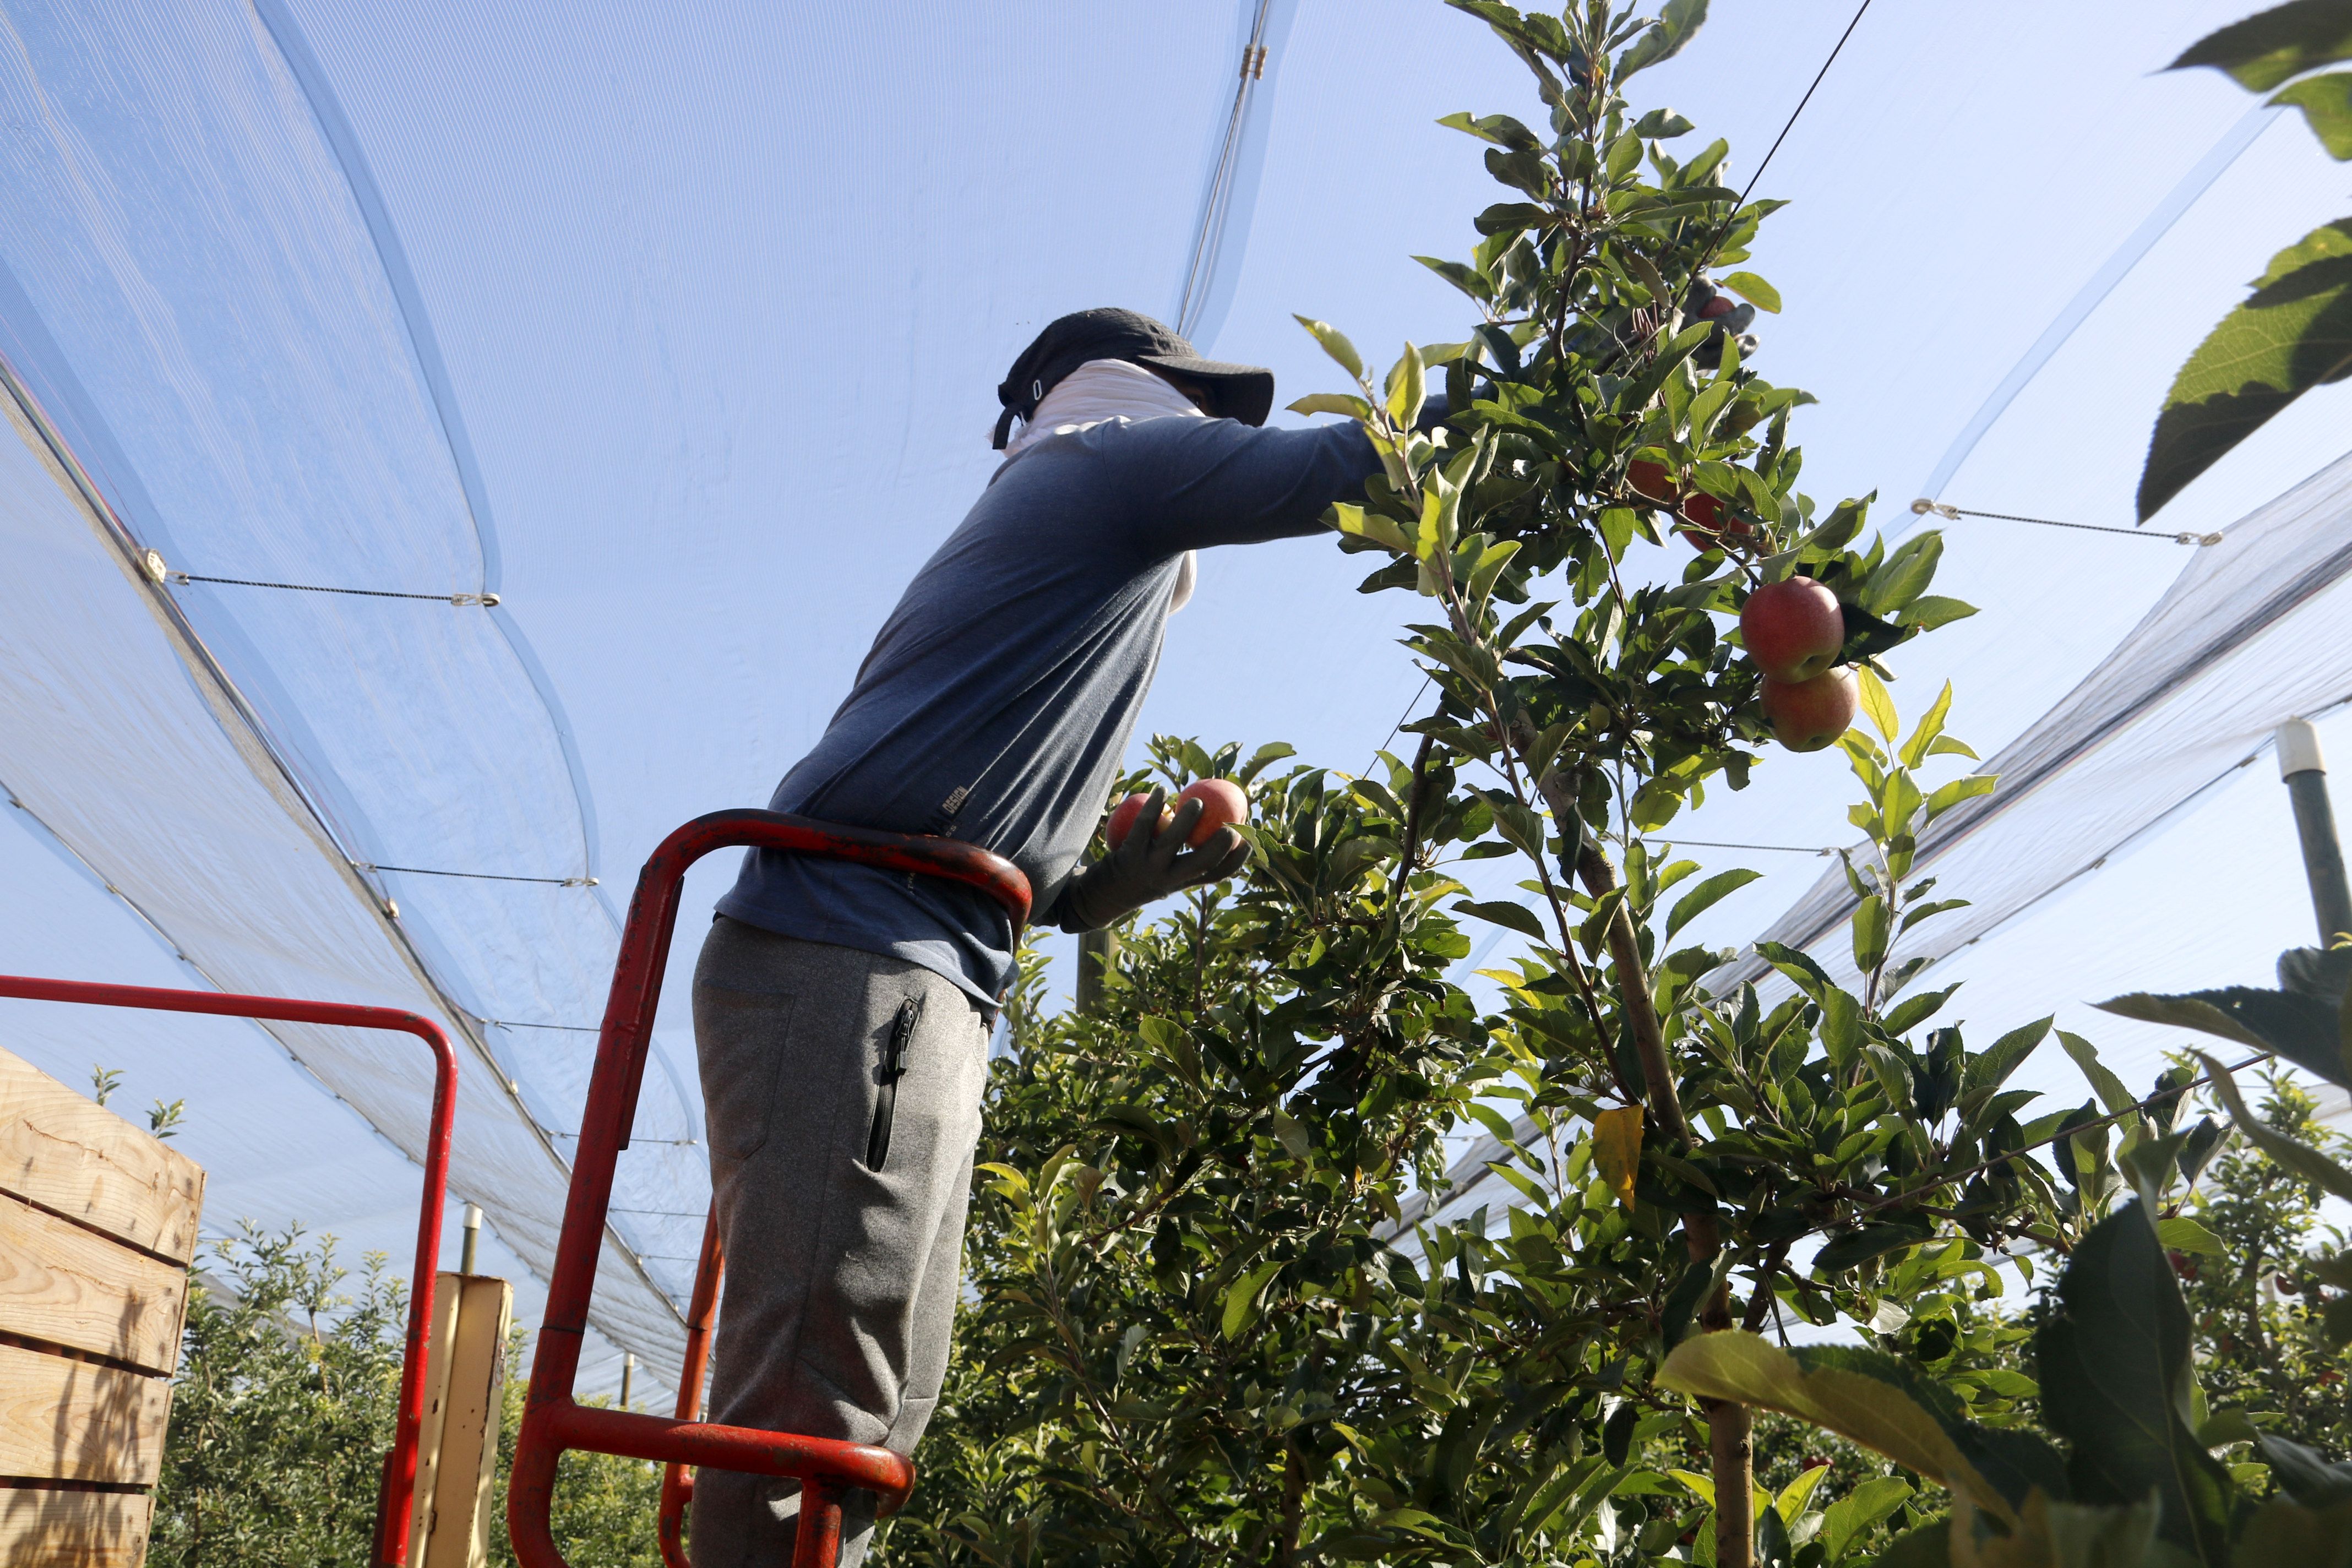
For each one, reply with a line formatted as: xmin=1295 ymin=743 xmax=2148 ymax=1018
xmin=1593 ymin=1104 xmax=1643 ymax=1208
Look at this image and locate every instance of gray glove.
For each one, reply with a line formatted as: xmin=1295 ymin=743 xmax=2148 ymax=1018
xmin=1057 ymin=787 xmax=1251 ymax=933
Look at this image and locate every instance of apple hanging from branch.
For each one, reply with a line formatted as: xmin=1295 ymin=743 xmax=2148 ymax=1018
xmin=1739 ymin=577 xmax=1846 ymax=682
xmin=1760 ymin=667 xmax=1859 ymax=753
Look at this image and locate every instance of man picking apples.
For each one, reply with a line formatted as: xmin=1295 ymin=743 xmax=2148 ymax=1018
xmin=689 ymin=307 xmax=1415 ymax=1566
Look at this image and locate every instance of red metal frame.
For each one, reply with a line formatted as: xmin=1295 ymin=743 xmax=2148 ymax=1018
xmin=657 ymin=1207 xmax=722 ymax=1568
xmin=0 ymin=973 xmax=458 ymax=1568
xmin=510 ymin=809 xmax=1029 ymax=1568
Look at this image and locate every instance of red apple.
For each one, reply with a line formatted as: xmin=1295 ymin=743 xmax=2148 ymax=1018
xmin=1176 ymin=778 xmax=1249 ymax=846
xmin=1104 ymin=792 xmax=1162 ymax=851
xmin=1740 ymin=577 xmax=1847 ymax=682
xmin=1628 ymin=459 xmax=1680 ymax=503
xmin=1106 ymin=780 xmax=1249 ymax=850
xmin=1674 ymin=491 xmax=1754 ymax=551
xmin=1761 ymin=667 xmax=1858 ymax=752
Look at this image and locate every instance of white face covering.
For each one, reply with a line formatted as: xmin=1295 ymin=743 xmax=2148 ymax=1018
xmin=1003 ymin=357 xmax=1206 ymax=613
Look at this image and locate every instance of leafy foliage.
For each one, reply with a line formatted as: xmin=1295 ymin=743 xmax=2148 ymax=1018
xmin=149 ymin=1223 xmax=663 ymax=1568
xmin=2140 ymin=2 xmax=2352 ymax=519
xmin=151 ymin=1226 xmax=410 ymax=1567
xmin=2175 ymin=1077 xmax=2352 ymax=1460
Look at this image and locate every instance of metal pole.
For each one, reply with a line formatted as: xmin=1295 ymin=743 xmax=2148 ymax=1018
xmin=620 ymin=1353 xmax=635 ymax=1413
xmin=460 ymin=1201 xmax=482 ymax=1276
xmin=2278 ymin=718 xmax=2352 ymax=947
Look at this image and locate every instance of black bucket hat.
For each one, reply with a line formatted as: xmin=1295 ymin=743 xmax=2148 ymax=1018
xmin=993 ymin=307 xmax=1275 ymax=449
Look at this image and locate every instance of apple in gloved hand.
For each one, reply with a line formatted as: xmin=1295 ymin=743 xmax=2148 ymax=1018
xmin=1175 ymin=778 xmax=1248 ymax=845
xmin=1739 ymin=577 xmax=1846 ymax=682
xmin=1106 ymin=779 xmax=1250 ymax=850
xmin=1761 ymin=666 xmax=1858 ymax=752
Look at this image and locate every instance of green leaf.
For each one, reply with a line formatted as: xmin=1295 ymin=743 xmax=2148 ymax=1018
xmin=2196 ymin=1050 xmax=2352 ymax=1202
xmin=2154 ymin=1215 xmax=2227 ymax=1258
xmin=1221 ymin=1257 xmax=1286 ymax=1339
xmin=2057 ymin=1030 xmax=2136 ymax=1118
xmin=1899 ymin=681 xmax=1956 ymax=769
xmin=1414 ymin=255 xmax=1497 ymax=305
xmin=1854 ymin=666 xmax=1898 ymax=741
xmin=1962 ymin=1016 xmax=2052 ymax=1093
xmin=1868 ymin=1517 xmax=1952 ymax=1566
xmin=1820 ymin=1476 xmax=1913 ymax=1561
xmin=1755 ymin=939 xmax=1838 ymax=1005
xmin=1618 ymin=0 xmax=1709 ymax=79
xmin=1656 ymin=1332 xmax=2019 ymax=1527
xmin=1814 ymin=1224 xmax=1924 ymax=1273
xmin=1239 ymin=741 xmax=1295 ymax=782
xmin=1921 ymin=774 xmax=1996 ymax=822
xmin=1861 ymin=532 xmax=1944 ymax=617
xmin=1451 ymin=899 xmax=1548 ymax=940
xmin=1718 ymin=270 xmax=1782 ymax=313
xmin=1434 ymin=109 xmax=1542 ymax=150
xmin=1489 ymin=796 xmax=1549 ymax=861
xmin=2168 ymin=0 xmax=2352 ymax=90
xmin=2095 ymin=986 xmax=2351 ymax=1087
xmin=1293 ymin=314 xmax=1365 ymax=380
xmin=2137 ymin=217 xmax=2352 ymax=519
xmin=2255 ymin=1433 xmax=2352 ymax=1509
xmin=1880 ymin=983 xmax=1960 ymax=1038
xmin=1290 ymin=391 xmax=1376 ymax=421
xmin=2035 ymin=1204 xmax=2234 ymax=1559
xmin=1902 ymin=595 xmax=1979 ymax=631
xmin=2274 ymin=70 xmax=2352 ymax=157
xmin=1850 ymin=893 xmax=1890 ymax=975
xmin=1327 ymin=502 xmax=1413 ymax=554
xmin=1665 ymin=868 xmax=1762 ymax=943
xmin=1464 ymin=538 xmax=1522 ymax=608
xmin=1387 ymin=343 xmax=1427 ymax=425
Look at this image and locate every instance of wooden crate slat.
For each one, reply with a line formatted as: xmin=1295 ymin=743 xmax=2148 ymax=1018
xmin=0 ymin=1193 xmax=187 ymax=1375
xmin=0 ymin=1343 xmax=171 ymax=1485
xmin=421 ymin=1275 xmax=513 ymax=1568
xmin=0 ymin=1049 xmax=203 ymax=1264
xmin=0 ymin=1487 xmax=154 ymax=1567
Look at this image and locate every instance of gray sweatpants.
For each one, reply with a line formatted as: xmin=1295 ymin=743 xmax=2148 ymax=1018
xmin=689 ymin=917 xmax=991 ymax=1567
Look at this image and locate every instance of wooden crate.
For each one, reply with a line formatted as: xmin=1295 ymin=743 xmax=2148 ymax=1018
xmin=0 ymin=1044 xmax=204 ymax=1566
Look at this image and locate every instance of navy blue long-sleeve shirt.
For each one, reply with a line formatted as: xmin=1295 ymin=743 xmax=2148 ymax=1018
xmin=716 ymin=413 xmax=1379 ymax=1003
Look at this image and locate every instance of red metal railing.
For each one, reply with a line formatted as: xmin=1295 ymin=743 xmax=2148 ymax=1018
xmin=509 ymin=809 xmax=1028 ymax=1568
xmin=656 ymin=1208 xmax=723 ymax=1568
xmin=0 ymin=973 xmax=458 ymax=1568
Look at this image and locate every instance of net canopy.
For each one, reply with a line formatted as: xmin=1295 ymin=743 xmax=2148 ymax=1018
xmin=1 ymin=0 xmax=2348 ymax=1398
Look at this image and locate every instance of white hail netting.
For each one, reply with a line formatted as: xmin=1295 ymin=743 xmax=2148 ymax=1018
xmin=1719 ymin=448 xmax=2352 ymax=997
xmin=0 ymin=3 xmax=690 ymax=1371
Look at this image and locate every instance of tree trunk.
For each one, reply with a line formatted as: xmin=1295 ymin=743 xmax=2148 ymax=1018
xmin=1274 ymin=1439 xmax=1305 ymax=1566
xmin=1710 ymin=1398 xmax=1755 ymax=1565
xmin=1572 ymin=837 xmax=1752 ymax=1568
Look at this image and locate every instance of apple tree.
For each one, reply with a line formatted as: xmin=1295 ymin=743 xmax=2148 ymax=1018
xmin=894 ymin=4 xmax=2119 ymax=1565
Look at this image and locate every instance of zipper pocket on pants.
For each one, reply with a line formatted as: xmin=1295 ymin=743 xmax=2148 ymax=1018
xmin=867 ymin=997 xmax=919 ymax=1170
